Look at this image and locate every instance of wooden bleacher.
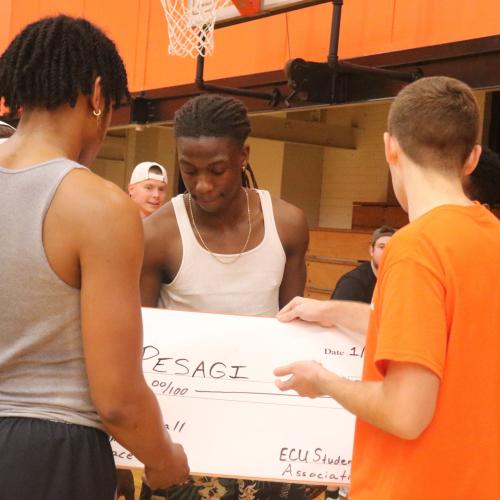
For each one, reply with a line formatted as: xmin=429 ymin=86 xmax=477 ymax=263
xmin=352 ymin=201 xmax=499 ymax=229
xmin=305 ymin=228 xmax=372 ymax=300
xmin=352 ymin=202 xmax=408 ymax=230
xmin=305 ymin=201 xmax=499 ymax=300
xmin=305 ymin=203 xmax=406 ymax=299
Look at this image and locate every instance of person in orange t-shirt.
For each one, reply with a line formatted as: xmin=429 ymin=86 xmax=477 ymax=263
xmin=273 ymin=76 xmax=500 ymax=499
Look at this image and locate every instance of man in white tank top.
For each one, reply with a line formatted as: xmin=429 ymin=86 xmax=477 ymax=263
xmin=140 ymin=95 xmax=324 ymax=500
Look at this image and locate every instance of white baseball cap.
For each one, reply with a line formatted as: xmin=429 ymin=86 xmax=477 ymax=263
xmin=0 ymin=120 xmax=15 ymax=144
xmin=129 ymin=161 xmax=168 ymax=185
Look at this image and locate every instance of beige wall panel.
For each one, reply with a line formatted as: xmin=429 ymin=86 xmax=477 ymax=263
xmin=319 ymin=93 xmax=487 ymax=229
xmin=319 ymin=101 xmax=391 ymax=229
xmin=281 ymin=143 xmax=323 ymax=227
xmin=247 ymin=137 xmax=284 ymax=198
xmin=94 ymin=90 xmax=488 ymax=229
xmin=91 ymin=158 xmax=127 ymax=188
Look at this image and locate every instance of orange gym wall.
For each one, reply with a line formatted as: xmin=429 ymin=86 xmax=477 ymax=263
xmin=0 ymin=0 xmax=499 ymax=93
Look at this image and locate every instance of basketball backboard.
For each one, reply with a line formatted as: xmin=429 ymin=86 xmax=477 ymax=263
xmin=215 ymin=0 xmax=329 ymax=28
xmin=160 ymin=0 xmax=329 ymax=58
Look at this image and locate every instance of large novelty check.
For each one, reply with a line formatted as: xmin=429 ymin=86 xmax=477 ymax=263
xmin=112 ymin=308 xmax=364 ymax=485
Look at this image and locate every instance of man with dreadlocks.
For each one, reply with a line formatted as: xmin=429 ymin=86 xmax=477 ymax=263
xmin=140 ymin=94 xmax=323 ymax=499
xmin=0 ymin=16 xmax=188 ymax=499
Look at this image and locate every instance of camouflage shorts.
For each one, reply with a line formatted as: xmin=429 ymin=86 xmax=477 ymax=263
xmin=140 ymin=476 xmax=326 ymax=500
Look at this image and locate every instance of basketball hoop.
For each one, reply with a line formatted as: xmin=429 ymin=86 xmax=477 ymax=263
xmin=160 ymin=0 xmax=231 ymax=58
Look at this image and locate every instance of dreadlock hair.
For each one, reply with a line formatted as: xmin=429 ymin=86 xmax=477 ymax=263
xmin=174 ymin=94 xmax=258 ymax=188
xmin=0 ymin=15 xmax=130 ymax=113
xmin=466 ymin=147 xmax=500 ymax=207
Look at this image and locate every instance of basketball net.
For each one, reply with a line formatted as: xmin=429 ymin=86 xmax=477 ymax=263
xmin=160 ymin=0 xmax=231 ymax=58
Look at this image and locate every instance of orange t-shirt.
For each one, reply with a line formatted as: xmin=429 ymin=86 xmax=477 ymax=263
xmin=349 ymin=204 xmax=500 ymax=500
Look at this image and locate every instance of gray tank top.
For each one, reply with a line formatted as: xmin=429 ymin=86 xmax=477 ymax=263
xmin=0 ymin=158 xmax=103 ymax=429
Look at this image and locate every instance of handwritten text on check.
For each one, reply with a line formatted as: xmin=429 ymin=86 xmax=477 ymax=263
xmin=112 ymin=309 xmax=363 ymax=485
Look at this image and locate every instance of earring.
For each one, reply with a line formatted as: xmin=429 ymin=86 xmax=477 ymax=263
xmin=93 ymin=109 xmax=102 ymax=118
xmin=242 ymin=163 xmax=247 ymax=172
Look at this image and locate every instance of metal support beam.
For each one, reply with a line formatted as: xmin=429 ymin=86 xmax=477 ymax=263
xmin=323 ymin=0 xmax=419 ymax=103
xmin=195 ymin=53 xmax=283 ymax=105
xmin=327 ymin=0 xmax=343 ymax=68
xmin=105 ymin=35 xmax=500 ymax=127
xmin=195 ymin=0 xmax=419 ymax=107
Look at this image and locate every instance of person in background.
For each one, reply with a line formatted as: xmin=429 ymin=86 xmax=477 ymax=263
xmin=0 ymin=120 xmax=15 ymax=143
xmin=128 ymin=161 xmax=168 ymax=218
xmin=330 ymin=225 xmax=396 ymax=303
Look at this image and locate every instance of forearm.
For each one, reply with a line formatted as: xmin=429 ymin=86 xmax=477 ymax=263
xmin=98 ymin=382 xmax=174 ymax=468
xmin=327 ymin=301 xmax=370 ymax=337
xmin=319 ymin=372 xmax=395 ymax=435
xmin=318 ymin=367 xmax=433 ymax=440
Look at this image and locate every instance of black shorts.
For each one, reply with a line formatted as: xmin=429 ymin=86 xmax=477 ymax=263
xmin=0 ymin=417 xmax=116 ymax=500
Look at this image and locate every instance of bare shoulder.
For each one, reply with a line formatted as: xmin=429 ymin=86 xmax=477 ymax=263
xmin=43 ymin=168 xmax=143 ymax=287
xmin=271 ymin=195 xmax=307 ymax=226
xmin=269 ymin=194 xmax=309 ymax=253
xmin=55 ymin=168 xmax=139 ymax=226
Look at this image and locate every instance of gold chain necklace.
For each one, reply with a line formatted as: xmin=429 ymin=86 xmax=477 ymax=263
xmin=187 ymin=188 xmax=252 ymax=264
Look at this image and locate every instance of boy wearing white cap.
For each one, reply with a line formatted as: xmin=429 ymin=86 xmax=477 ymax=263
xmin=0 ymin=120 xmax=15 ymax=144
xmin=128 ymin=161 xmax=168 ymax=218
xmin=120 ymin=161 xmax=169 ymax=499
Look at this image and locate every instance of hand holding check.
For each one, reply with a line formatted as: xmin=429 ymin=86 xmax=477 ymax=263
xmin=276 ymin=297 xmax=336 ymax=327
xmin=144 ymin=442 xmax=190 ymax=490
xmin=275 ymin=298 xmax=344 ymax=399
xmin=274 ymin=360 xmax=337 ymax=398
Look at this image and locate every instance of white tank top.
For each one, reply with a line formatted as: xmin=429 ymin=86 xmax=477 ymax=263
xmin=158 ymin=189 xmax=286 ymax=317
